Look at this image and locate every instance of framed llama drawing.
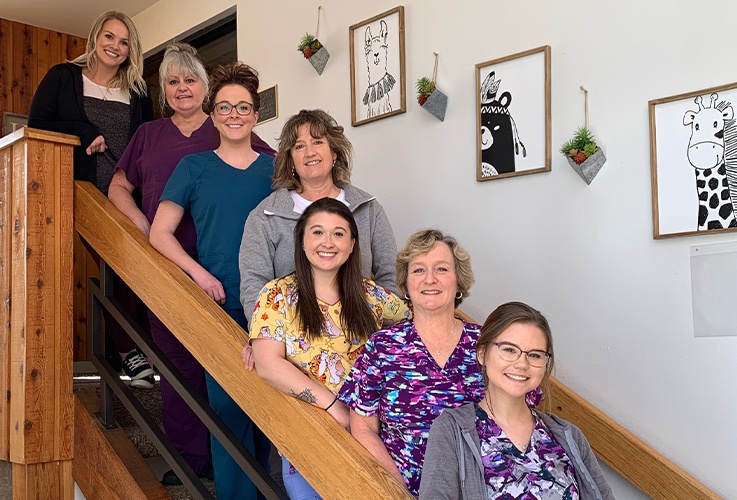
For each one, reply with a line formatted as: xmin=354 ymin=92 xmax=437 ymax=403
xmin=349 ymin=6 xmax=406 ymax=127
xmin=649 ymin=82 xmax=737 ymax=239
xmin=475 ymin=46 xmax=551 ymax=182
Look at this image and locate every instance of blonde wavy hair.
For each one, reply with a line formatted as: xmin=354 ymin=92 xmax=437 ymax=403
xmin=71 ymin=11 xmax=147 ymax=96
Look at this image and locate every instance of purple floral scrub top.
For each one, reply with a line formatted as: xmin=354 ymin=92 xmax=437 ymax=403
xmin=476 ymin=406 xmax=579 ymax=499
xmin=338 ymin=319 xmax=484 ymax=496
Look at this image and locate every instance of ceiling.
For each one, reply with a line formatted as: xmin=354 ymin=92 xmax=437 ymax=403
xmin=1 ymin=0 xmax=159 ymax=37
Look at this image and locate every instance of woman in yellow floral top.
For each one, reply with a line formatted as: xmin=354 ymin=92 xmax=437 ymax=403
xmin=247 ymin=197 xmax=409 ymax=499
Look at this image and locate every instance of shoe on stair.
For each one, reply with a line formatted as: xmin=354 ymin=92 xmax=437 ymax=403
xmin=122 ymin=350 xmax=155 ymax=389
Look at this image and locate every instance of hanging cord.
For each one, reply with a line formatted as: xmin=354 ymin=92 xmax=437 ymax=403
xmin=315 ymin=5 xmax=323 ymax=39
xmin=580 ymin=85 xmax=589 ymax=129
xmin=432 ymin=52 xmax=439 ymax=84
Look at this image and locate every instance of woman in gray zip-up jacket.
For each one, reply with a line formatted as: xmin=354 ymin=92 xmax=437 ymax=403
xmin=239 ymin=109 xmax=397 ymax=317
xmin=420 ymin=302 xmax=614 ymax=500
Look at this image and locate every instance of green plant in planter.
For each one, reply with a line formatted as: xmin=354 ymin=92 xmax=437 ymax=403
xmin=297 ymin=33 xmax=323 ymax=59
xmin=416 ymin=77 xmax=436 ymax=106
xmin=560 ymin=126 xmax=600 ymax=165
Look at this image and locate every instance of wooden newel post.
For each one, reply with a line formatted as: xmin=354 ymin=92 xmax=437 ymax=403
xmin=0 ymin=128 xmax=78 ymax=499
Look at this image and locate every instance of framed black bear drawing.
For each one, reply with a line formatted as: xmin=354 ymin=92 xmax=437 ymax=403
xmin=475 ymin=46 xmax=551 ymax=182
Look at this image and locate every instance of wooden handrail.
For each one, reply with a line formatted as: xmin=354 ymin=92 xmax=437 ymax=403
xmin=73 ymin=182 xmax=412 ymax=500
xmin=73 ymin=180 xmax=720 ymax=500
xmin=453 ymin=310 xmax=719 ymax=499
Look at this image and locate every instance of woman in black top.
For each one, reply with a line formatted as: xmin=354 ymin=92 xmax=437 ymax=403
xmin=29 ymin=10 xmax=155 ymax=387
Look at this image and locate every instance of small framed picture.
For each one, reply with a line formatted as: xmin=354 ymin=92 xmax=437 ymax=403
xmin=349 ymin=6 xmax=406 ymax=127
xmin=475 ymin=46 xmax=551 ymax=181
xmin=649 ymin=82 xmax=737 ymax=239
xmin=3 ymin=112 xmax=28 ymax=136
xmin=256 ymin=84 xmax=278 ymax=125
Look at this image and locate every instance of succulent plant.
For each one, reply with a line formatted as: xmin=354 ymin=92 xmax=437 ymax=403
xmin=416 ymin=77 xmax=436 ymax=105
xmin=560 ymin=126 xmax=600 ymax=163
xmin=298 ymin=33 xmax=322 ymax=58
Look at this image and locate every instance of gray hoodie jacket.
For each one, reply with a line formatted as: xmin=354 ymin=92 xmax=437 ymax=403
xmin=239 ymin=184 xmax=398 ymax=317
xmin=419 ymin=403 xmax=615 ymax=500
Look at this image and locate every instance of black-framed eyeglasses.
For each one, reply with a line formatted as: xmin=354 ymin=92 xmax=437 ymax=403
xmin=493 ymin=341 xmax=551 ymax=367
xmin=214 ymin=100 xmax=254 ymax=116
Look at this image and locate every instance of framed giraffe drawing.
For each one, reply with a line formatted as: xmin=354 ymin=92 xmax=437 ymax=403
xmin=649 ymin=81 xmax=737 ymax=239
xmin=475 ymin=45 xmax=551 ymax=182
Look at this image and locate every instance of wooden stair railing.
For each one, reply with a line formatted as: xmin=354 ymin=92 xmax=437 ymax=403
xmin=73 ymin=181 xmax=413 ymax=500
xmin=454 ymin=310 xmax=720 ymax=499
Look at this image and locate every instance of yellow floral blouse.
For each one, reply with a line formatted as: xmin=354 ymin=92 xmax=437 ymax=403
xmin=250 ymin=273 xmax=410 ymax=393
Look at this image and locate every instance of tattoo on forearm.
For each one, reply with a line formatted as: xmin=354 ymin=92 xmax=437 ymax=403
xmin=290 ymin=388 xmax=317 ymax=404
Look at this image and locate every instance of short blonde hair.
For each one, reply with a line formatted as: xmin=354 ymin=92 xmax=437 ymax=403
xmin=158 ymin=42 xmax=209 ymax=115
xmin=396 ymin=229 xmax=474 ymax=308
xmin=272 ymin=109 xmax=353 ymax=191
xmin=72 ymin=11 xmax=146 ymax=96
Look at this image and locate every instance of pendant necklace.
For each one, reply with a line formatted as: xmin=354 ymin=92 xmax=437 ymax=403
xmin=424 ymin=319 xmax=457 ymax=357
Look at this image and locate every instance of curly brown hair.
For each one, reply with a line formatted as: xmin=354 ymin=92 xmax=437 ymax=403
xmin=207 ymin=62 xmax=260 ymax=114
xmin=272 ymin=109 xmax=353 ymax=191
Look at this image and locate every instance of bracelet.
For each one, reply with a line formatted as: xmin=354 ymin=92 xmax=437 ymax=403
xmin=325 ymin=396 xmax=338 ymax=411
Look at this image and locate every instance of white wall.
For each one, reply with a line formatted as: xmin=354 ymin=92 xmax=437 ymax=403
xmin=134 ymin=1 xmax=737 ymax=498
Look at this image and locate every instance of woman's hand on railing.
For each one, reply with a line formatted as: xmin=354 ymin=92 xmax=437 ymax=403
xmin=190 ymin=267 xmax=226 ymax=304
xmin=242 ymin=343 xmax=255 ymax=370
xmin=328 ymin=399 xmax=350 ymax=431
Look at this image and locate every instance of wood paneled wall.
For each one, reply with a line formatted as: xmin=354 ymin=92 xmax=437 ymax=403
xmin=0 ymin=18 xmax=87 ymax=116
xmin=0 ymin=19 xmax=90 ymax=362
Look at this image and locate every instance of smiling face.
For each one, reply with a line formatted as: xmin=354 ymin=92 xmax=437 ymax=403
xmin=211 ymin=84 xmax=258 ymax=144
xmin=95 ymin=19 xmax=130 ymax=72
xmin=479 ymin=322 xmax=548 ymax=403
xmin=406 ymin=241 xmax=458 ymax=315
xmin=164 ymin=67 xmax=207 ymax=117
xmin=291 ymin=124 xmax=337 ymax=187
xmin=302 ymin=211 xmax=355 ymax=276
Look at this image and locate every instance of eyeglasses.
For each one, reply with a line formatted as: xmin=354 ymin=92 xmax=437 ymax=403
xmin=493 ymin=342 xmax=551 ymax=367
xmin=214 ymin=100 xmax=254 ymax=116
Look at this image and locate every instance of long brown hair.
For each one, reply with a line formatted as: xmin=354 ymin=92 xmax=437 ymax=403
xmin=294 ymin=198 xmax=377 ymax=342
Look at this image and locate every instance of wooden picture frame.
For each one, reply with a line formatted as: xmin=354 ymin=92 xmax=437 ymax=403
xmin=3 ymin=112 xmax=28 ymax=136
xmin=649 ymin=82 xmax=737 ymax=239
xmin=256 ymin=84 xmax=278 ymax=125
xmin=349 ymin=6 xmax=406 ymax=127
xmin=475 ymin=46 xmax=551 ymax=181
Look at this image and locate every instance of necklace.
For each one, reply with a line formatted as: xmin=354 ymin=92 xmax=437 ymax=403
xmin=89 ymin=77 xmax=112 ymax=101
xmin=422 ymin=319 xmax=457 ymax=357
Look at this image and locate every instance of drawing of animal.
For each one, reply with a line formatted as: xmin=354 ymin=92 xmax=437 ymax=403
xmin=363 ymin=20 xmax=396 ymax=119
xmin=479 ymin=71 xmax=526 ymax=177
xmin=682 ymin=93 xmax=737 ymax=230
xmin=308 ymin=350 xmax=330 ymax=384
xmin=326 ymin=353 xmax=345 ymax=386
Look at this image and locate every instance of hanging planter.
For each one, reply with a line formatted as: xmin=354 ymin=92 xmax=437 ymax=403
xmin=560 ymin=126 xmax=606 ymax=185
xmin=298 ymin=33 xmax=330 ymax=75
xmin=416 ymin=52 xmax=448 ymax=121
xmin=560 ymin=87 xmax=607 ymax=185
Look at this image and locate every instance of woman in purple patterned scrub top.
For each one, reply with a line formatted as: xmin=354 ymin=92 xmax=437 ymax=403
xmin=338 ymin=229 xmax=485 ymax=496
xmin=419 ymin=302 xmax=614 ymax=500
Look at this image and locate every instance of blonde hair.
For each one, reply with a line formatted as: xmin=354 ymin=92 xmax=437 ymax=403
xmin=158 ymin=42 xmax=209 ymax=115
xmin=396 ymin=229 xmax=474 ymax=308
xmin=72 ymin=11 xmax=147 ymax=96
